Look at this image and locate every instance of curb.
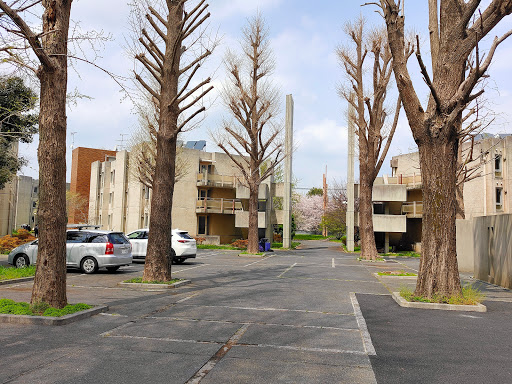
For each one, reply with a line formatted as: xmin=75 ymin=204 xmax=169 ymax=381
xmin=392 ymin=292 xmax=487 ymax=312
xmin=237 ymin=253 xmax=267 ymax=258
xmin=0 ymin=276 xmax=34 ymax=286
xmin=0 ymin=305 xmax=109 ymax=326
xmin=118 ymin=279 xmax=191 ymax=289
xmin=374 ymin=273 xmax=417 ymax=280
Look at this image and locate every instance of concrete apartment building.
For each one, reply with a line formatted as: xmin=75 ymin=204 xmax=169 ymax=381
xmin=69 ymin=147 xmax=117 ymax=223
xmin=371 ymin=134 xmax=512 ymax=252
xmin=0 ymin=175 xmax=39 ymax=236
xmin=87 ymin=146 xmax=285 ymax=244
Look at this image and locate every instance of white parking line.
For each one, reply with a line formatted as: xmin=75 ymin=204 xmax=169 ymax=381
xmin=178 ymin=303 xmax=354 ymax=316
xmin=243 ymin=255 xmax=275 ymax=267
xmin=176 ymin=293 xmax=199 ymax=303
xmin=350 ymin=292 xmax=376 ymax=356
xmin=277 ymin=263 xmax=297 ymax=278
xmin=239 ymin=343 xmax=367 ymax=355
xmin=173 ymin=264 xmax=209 ymax=273
xmin=332 ymin=258 xmax=335 ymax=268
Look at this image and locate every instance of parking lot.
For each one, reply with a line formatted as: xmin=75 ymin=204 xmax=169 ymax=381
xmin=1 ymin=241 xmax=511 ymax=383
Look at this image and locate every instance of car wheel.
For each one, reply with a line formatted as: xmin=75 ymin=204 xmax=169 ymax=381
xmin=106 ymin=266 xmax=120 ymax=273
xmin=174 ymin=258 xmax=185 ymax=264
xmin=81 ymin=257 xmax=98 ymax=274
xmin=14 ymin=254 xmax=29 ymax=268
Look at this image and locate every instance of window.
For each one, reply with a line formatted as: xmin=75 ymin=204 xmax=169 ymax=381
xmin=32 ymin=201 xmax=36 ymax=208
xmin=109 ymin=192 xmax=114 ymax=205
xmin=145 ymin=187 xmax=150 ymax=200
xmin=144 ymin=213 xmax=149 ymax=227
xmin=496 ymin=187 xmax=503 ymax=211
xmin=258 ymin=200 xmax=267 ymax=212
xmin=108 ymin=214 xmax=111 ymax=227
xmin=66 ymin=231 xmax=89 ymax=243
xmin=198 ymin=216 xmax=208 ymax=235
xmin=89 ymin=234 xmax=108 ymax=243
xmin=33 ymin=186 xmax=37 ymax=193
xmin=198 ymin=189 xmax=209 ymax=200
xmin=199 ymin=164 xmax=213 ymax=174
xmin=111 ymin=170 xmax=115 ymax=184
xmin=495 ymin=155 xmax=503 ymax=177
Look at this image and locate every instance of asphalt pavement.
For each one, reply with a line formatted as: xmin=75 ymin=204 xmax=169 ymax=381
xmin=0 ymin=242 xmax=511 ymax=383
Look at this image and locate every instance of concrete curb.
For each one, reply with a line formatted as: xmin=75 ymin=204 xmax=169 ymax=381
xmin=118 ymin=279 xmax=191 ymax=290
xmin=237 ymin=253 xmax=267 ymax=258
xmin=0 ymin=276 xmax=34 ymax=286
xmin=373 ymin=273 xmax=417 ymax=280
xmin=0 ymin=305 xmax=109 ymax=326
xmin=392 ymin=292 xmax=487 ymax=312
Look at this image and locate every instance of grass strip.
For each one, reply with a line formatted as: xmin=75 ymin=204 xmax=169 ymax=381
xmin=381 ymin=251 xmax=421 ymax=258
xmin=293 ymin=234 xmax=329 ymax=240
xmin=271 ymin=242 xmax=301 ymax=249
xmin=399 ymin=285 xmax=484 ymax=305
xmin=0 ymin=265 xmax=36 ymax=281
xmin=378 ymin=270 xmax=417 ymax=276
xmin=123 ymin=277 xmax=182 ymax=285
xmin=0 ymin=299 xmax=92 ymax=317
xmin=197 ymin=244 xmax=240 ymax=250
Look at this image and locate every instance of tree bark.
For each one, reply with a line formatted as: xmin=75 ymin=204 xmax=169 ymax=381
xmin=247 ymin=183 xmax=259 ymax=254
xmin=359 ymin=173 xmax=379 ymax=261
xmin=415 ymin=139 xmax=462 ymax=297
xmin=30 ymin=0 xmax=71 ymax=308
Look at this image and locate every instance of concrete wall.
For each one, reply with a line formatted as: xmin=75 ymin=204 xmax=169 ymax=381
xmin=456 ymin=214 xmax=512 ymax=289
xmin=372 ymin=184 xmax=407 ymax=202
xmin=15 ymin=176 xmax=38 ymax=228
xmin=373 ymin=214 xmax=407 ymax=233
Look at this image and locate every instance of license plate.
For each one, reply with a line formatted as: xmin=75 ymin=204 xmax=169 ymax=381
xmin=121 ymin=249 xmax=128 ymax=254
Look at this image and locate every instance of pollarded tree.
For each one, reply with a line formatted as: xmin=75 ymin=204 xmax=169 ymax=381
xmin=338 ymin=19 xmax=406 ymax=260
xmin=214 ymin=15 xmax=285 ymax=254
xmin=375 ymin=0 xmax=512 ymax=298
xmin=0 ymin=0 xmax=72 ymax=308
xmin=131 ymin=0 xmax=214 ymax=281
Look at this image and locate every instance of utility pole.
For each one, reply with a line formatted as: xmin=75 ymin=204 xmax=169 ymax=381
xmin=322 ymin=166 xmax=328 ymax=237
xmin=347 ymin=96 xmax=355 ymax=252
xmin=283 ymin=94 xmax=294 ymax=249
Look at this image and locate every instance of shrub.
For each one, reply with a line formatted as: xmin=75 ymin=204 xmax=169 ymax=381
xmin=273 ymin=233 xmax=282 ymax=243
xmin=341 ymin=235 xmax=347 ymax=245
xmin=231 ymin=239 xmax=248 ymax=250
xmin=194 ymin=237 xmax=206 ymax=245
xmin=0 ymin=231 xmax=36 ymax=253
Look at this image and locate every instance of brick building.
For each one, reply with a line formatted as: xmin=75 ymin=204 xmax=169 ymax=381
xmin=69 ymin=147 xmax=116 ymax=223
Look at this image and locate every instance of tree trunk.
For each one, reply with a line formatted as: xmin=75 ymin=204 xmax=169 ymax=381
xmin=247 ymin=183 xmax=260 ymax=254
xmin=359 ymin=174 xmax=379 ymax=260
xmin=31 ymin=0 xmax=71 ymax=308
xmin=415 ymin=139 xmax=462 ymax=298
xmin=143 ymin=133 xmax=177 ymax=282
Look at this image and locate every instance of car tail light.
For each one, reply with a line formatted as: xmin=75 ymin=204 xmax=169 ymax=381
xmin=177 ymin=240 xmax=187 ymax=243
xmin=105 ymin=242 xmax=114 ymax=255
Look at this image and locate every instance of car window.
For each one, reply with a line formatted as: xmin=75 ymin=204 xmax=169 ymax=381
xmin=177 ymin=232 xmax=193 ymax=240
xmin=89 ymin=234 xmax=108 ymax=243
xmin=127 ymin=231 xmax=141 ymax=239
xmin=142 ymin=231 xmax=149 ymax=239
xmin=108 ymin=233 xmax=130 ymax=244
xmin=67 ymin=231 xmax=89 ymax=243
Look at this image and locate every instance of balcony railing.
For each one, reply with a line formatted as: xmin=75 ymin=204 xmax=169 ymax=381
xmin=197 ymin=173 xmax=236 ymax=188
xmin=383 ymin=174 xmax=422 ymax=188
xmin=401 ymin=201 xmax=423 ymax=217
xmin=196 ymin=198 xmax=243 ymax=214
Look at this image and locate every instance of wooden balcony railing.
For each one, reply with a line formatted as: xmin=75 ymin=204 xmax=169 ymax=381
xmin=197 ymin=173 xmax=236 ymax=188
xmin=384 ymin=174 xmax=422 ymax=188
xmin=196 ymin=198 xmax=243 ymax=214
xmin=401 ymin=201 xmax=423 ymax=217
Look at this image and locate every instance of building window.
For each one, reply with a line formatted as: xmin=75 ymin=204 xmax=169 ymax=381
xmin=109 ymin=192 xmax=114 ymax=204
xmin=496 ymin=187 xmax=503 ymax=211
xmin=108 ymin=214 xmax=111 ymax=227
xmin=199 ymin=164 xmax=213 ymax=174
xmin=33 ymin=186 xmax=37 ymax=193
xmin=111 ymin=170 xmax=115 ymax=184
xmin=145 ymin=187 xmax=150 ymax=200
xmin=198 ymin=215 xmax=208 ymax=235
xmin=32 ymin=201 xmax=36 ymax=208
xmin=144 ymin=213 xmax=149 ymax=227
xmin=495 ymin=155 xmax=502 ymax=177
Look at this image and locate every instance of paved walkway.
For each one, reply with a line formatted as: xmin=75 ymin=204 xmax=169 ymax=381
xmin=1 ymin=241 xmax=511 ymax=383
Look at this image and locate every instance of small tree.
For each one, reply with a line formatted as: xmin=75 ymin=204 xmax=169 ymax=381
xmin=306 ymin=187 xmax=323 ymax=197
xmin=66 ymin=191 xmax=88 ymax=224
xmin=337 ymin=19 xmax=406 ymax=260
xmin=0 ymin=77 xmax=38 ymax=189
xmin=131 ymin=0 xmax=215 ymax=281
xmin=214 ymin=15 xmax=284 ymax=254
xmin=294 ymin=195 xmax=324 ymax=233
xmin=376 ymin=0 xmax=512 ymax=298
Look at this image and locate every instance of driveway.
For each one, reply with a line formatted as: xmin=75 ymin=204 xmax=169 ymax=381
xmin=0 ymin=240 xmax=385 ymax=383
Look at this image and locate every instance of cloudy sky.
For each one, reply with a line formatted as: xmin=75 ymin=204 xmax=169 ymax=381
xmin=16 ymin=0 xmax=512 ymax=192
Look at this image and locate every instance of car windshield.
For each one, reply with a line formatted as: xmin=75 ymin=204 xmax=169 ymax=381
xmin=108 ymin=233 xmax=130 ymax=244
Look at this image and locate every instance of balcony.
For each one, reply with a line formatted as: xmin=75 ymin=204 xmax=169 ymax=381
xmin=373 ymin=214 xmax=407 ymax=233
xmin=195 ymin=198 xmax=243 ymax=214
xmin=236 ymin=183 xmax=269 ymax=200
xmin=197 ymin=173 xmax=236 ymax=189
xmin=235 ymin=211 xmax=267 ymax=228
xmin=377 ymin=174 xmax=422 ymax=189
xmin=401 ymin=201 xmax=423 ymax=218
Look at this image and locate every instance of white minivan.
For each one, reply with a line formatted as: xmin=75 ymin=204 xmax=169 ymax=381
xmin=127 ymin=228 xmax=196 ymax=264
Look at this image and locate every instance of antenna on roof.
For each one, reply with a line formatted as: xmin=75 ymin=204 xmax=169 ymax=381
xmin=116 ymin=133 xmax=129 ymax=151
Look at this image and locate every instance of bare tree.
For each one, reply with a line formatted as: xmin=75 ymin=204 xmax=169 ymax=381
xmin=0 ymin=0 xmax=73 ymax=308
xmin=375 ymin=0 xmax=512 ymax=298
xmin=337 ymin=19 xmax=405 ymax=260
xmin=128 ymin=98 xmax=189 ymax=190
xmin=214 ymin=15 xmax=284 ymax=254
xmin=131 ymin=0 xmax=214 ymax=281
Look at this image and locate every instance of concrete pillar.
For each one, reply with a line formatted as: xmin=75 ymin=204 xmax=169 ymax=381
xmin=347 ymin=97 xmax=355 ymax=252
xmin=384 ymin=203 xmax=389 ymax=253
xmin=283 ymin=95 xmax=294 ymax=249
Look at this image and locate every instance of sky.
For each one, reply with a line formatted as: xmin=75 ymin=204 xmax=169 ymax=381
xmin=14 ymin=0 xmax=512 ymax=192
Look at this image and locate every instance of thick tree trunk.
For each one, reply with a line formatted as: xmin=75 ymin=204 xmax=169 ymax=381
xmin=31 ymin=0 xmax=71 ymax=308
xmin=247 ymin=183 xmax=260 ymax=254
xmin=142 ymin=2 xmax=182 ymax=282
xmin=415 ymin=139 xmax=462 ymax=298
xmin=359 ymin=175 xmax=379 ymax=260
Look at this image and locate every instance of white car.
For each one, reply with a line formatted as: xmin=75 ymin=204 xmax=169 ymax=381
xmin=127 ymin=228 xmax=196 ymax=264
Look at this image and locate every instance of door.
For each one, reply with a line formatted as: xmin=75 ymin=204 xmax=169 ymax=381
xmin=127 ymin=230 xmax=148 ymax=257
xmin=66 ymin=231 xmax=90 ymax=267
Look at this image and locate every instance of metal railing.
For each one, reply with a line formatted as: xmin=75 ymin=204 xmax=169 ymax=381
xmin=401 ymin=201 xmax=423 ymax=217
xmin=195 ymin=198 xmax=243 ymax=214
xmin=197 ymin=173 xmax=236 ymax=188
